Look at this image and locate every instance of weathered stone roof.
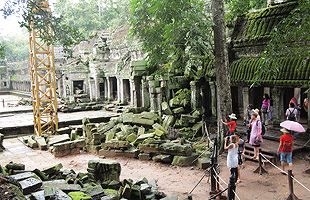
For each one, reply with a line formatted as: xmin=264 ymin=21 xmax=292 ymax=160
xmin=229 ymin=1 xmax=310 ymax=87
xmin=230 ymin=57 xmax=310 ymax=86
xmin=231 ymin=1 xmax=298 ymax=48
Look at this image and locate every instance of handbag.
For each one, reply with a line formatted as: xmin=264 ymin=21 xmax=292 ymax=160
xmin=254 ymin=137 xmax=262 ymax=145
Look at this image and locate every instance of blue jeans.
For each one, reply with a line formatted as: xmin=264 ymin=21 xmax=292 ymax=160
xmin=280 ymin=152 xmax=293 ymax=164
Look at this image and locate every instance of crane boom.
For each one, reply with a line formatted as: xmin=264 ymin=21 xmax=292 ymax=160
xmin=29 ymin=0 xmax=58 ymax=136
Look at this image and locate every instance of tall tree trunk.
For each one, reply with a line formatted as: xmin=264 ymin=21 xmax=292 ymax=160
xmin=211 ymin=0 xmax=232 ymax=152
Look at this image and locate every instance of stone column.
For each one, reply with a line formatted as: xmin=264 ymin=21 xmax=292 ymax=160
xmin=104 ymin=78 xmax=108 ymax=101
xmin=117 ymin=78 xmax=122 ymax=103
xmin=130 ymin=79 xmax=135 ymax=107
xmin=294 ymin=88 xmax=301 ymax=104
xmin=190 ymin=81 xmax=201 ymax=111
xmin=147 ymin=76 xmax=157 ymax=112
xmin=107 ymin=77 xmax=112 ymax=101
xmin=242 ymin=87 xmax=250 ymax=120
xmin=264 ymin=87 xmax=270 ymax=96
xmin=271 ymin=87 xmax=284 ymax=124
xmin=209 ymin=81 xmax=217 ymax=117
xmin=141 ymin=77 xmax=150 ymax=108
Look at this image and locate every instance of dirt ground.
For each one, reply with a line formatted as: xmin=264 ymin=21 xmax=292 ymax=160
xmin=0 ymin=138 xmax=310 ymax=200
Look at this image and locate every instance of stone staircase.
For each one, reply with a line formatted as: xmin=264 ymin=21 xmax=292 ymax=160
xmin=243 ymin=143 xmax=278 ymax=164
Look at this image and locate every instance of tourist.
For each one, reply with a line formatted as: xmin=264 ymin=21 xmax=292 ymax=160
xmin=285 ymin=103 xmax=298 ymax=121
xmin=261 ymin=94 xmax=270 ymax=125
xmin=221 ymin=113 xmax=237 ymax=136
xmin=254 ymin=108 xmax=261 ymax=121
xmin=224 ymin=135 xmax=239 ymax=182
xmin=244 ymin=104 xmax=254 ymax=143
xmin=277 ymin=128 xmax=294 ymax=173
xmin=244 ymin=104 xmax=254 ymax=125
xmin=249 ymin=111 xmax=263 ymax=160
xmin=236 ymin=132 xmax=245 ymax=183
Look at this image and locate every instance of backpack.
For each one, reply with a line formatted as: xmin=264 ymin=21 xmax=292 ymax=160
xmin=287 ymin=108 xmax=296 ymax=121
xmin=282 ymin=139 xmax=293 ymax=152
xmin=256 ymin=120 xmax=266 ymax=135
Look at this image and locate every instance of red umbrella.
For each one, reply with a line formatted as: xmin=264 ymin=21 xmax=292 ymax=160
xmin=280 ymin=120 xmax=306 ymax=133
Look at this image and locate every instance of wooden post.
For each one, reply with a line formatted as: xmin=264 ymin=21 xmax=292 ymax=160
xmin=254 ymin=149 xmax=268 ymax=175
xmin=286 ymin=170 xmax=301 ymax=200
xmin=227 ymin=175 xmax=236 ymax=200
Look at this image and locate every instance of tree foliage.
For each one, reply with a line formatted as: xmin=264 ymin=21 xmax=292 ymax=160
xmin=54 ymin=0 xmax=130 ymax=39
xmin=224 ymin=0 xmax=266 ymax=24
xmin=130 ymin=0 xmax=214 ymax=79
xmin=1 ymin=0 xmax=83 ymax=51
xmin=0 ymin=42 xmax=4 ymax=59
xmin=0 ymin=35 xmax=29 ymax=62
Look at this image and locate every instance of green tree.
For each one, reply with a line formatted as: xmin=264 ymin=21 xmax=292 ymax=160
xmin=54 ymin=0 xmax=130 ymax=38
xmin=0 ymin=35 xmax=29 ymax=62
xmin=224 ymin=0 xmax=266 ymax=24
xmin=130 ymin=0 xmax=214 ymax=79
xmin=212 ymin=0 xmax=232 ymax=151
xmin=1 ymin=0 xmax=83 ymax=52
xmin=0 ymin=42 xmax=4 ymax=59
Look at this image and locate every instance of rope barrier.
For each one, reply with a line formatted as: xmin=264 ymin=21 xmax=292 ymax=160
xmin=213 ymin=168 xmax=241 ymax=200
xmin=260 ymin=153 xmax=310 ymax=193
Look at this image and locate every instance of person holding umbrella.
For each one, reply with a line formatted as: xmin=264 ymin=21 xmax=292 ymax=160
xmin=278 ymin=120 xmax=306 ymax=173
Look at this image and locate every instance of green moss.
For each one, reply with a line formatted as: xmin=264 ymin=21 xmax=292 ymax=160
xmin=68 ymin=192 xmax=92 ymax=200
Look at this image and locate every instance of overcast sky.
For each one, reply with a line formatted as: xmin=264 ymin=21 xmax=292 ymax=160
xmin=0 ymin=0 xmax=57 ymax=38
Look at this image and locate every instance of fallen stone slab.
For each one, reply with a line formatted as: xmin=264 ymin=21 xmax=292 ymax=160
xmin=56 ymin=127 xmax=72 ymax=135
xmin=82 ymin=183 xmax=105 ymax=198
xmin=159 ymin=143 xmax=193 ymax=156
xmin=68 ymin=191 xmax=92 ymax=200
xmin=152 ymin=155 xmax=173 ymax=164
xmin=43 ymin=182 xmax=81 ymax=192
xmin=171 ymin=154 xmax=198 ymax=167
xmin=19 ymin=177 xmax=43 ymax=195
xmin=139 ymin=144 xmax=160 ymax=154
xmin=33 ymin=169 xmax=48 ymax=181
xmin=102 ymin=141 xmax=131 ymax=149
xmin=42 ymin=163 xmax=63 ymax=177
xmin=9 ymin=172 xmax=38 ymax=181
xmin=172 ymin=107 xmax=185 ymax=114
xmin=135 ymin=133 xmax=155 ymax=143
xmin=196 ymin=158 xmax=211 ymax=169
xmin=29 ymin=190 xmax=45 ymax=200
xmin=44 ymin=186 xmax=72 ymax=200
xmin=88 ymin=159 xmax=121 ymax=183
xmin=27 ymin=136 xmax=38 ymax=148
xmin=138 ymin=153 xmax=151 ymax=161
xmin=43 ymin=179 xmax=67 ymax=185
xmin=5 ymin=162 xmax=25 ymax=170
xmin=140 ymin=183 xmax=152 ymax=195
xmin=48 ymin=134 xmax=70 ymax=146
xmin=98 ymin=149 xmax=139 ymax=159
xmin=35 ymin=137 xmax=47 ymax=150
xmin=161 ymin=102 xmax=173 ymax=115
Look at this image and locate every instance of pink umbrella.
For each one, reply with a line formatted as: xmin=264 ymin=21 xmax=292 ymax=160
xmin=280 ymin=120 xmax=306 ymax=133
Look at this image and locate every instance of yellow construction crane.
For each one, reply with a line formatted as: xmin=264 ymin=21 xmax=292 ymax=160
xmin=29 ymin=0 xmax=58 ymax=136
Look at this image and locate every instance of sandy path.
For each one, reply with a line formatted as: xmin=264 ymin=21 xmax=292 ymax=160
xmin=0 ymin=138 xmax=310 ymax=200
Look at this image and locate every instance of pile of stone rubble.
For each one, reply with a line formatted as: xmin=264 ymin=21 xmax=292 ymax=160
xmin=19 ymin=90 xmax=211 ymax=169
xmin=81 ymin=89 xmax=211 ymax=169
xmin=60 ymin=101 xmax=104 ymax=113
xmin=19 ymin=130 xmax=86 ymax=158
xmin=0 ymin=159 xmax=175 ymax=200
